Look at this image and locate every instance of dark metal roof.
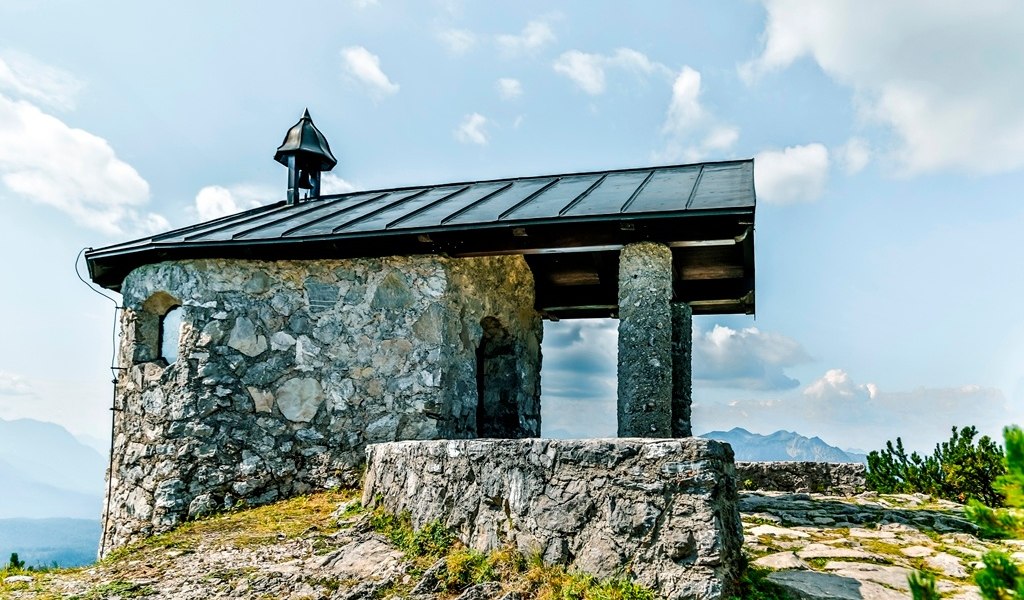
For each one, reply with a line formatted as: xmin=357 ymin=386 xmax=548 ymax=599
xmin=87 ymin=159 xmax=756 ymax=318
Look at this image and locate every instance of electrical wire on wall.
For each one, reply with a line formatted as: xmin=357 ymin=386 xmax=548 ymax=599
xmin=74 ymin=247 xmax=124 ymax=557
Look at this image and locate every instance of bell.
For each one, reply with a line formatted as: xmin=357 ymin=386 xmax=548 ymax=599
xmin=297 ymin=169 xmax=313 ymax=190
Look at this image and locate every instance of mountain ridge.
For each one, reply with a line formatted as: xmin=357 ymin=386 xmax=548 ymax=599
xmin=700 ymin=427 xmax=868 ymax=463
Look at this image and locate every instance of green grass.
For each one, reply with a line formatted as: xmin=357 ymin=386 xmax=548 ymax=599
xmin=105 ymin=488 xmax=357 ymax=562
xmin=727 ymin=563 xmax=793 ymax=600
xmin=75 ymin=580 xmax=156 ymax=598
xmin=367 ymin=507 xmax=455 ymax=559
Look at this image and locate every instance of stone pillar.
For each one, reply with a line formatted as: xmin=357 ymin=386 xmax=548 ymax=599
xmin=672 ymin=302 xmax=693 ymax=437
xmin=617 ymin=242 xmax=673 ymax=437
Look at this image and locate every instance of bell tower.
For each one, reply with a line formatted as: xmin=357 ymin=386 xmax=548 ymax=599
xmin=274 ymin=109 xmax=338 ymax=204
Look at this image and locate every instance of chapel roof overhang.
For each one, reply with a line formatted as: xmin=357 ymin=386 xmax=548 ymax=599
xmin=86 ymin=159 xmax=756 ymax=319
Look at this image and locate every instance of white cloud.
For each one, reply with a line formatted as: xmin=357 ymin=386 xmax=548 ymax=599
xmin=754 ymin=143 xmax=829 ymax=204
xmin=695 ymin=368 xmax=1009 ymax=453
xmin=496 ymin=19 xmax=555 ymax=56
xmin=351 ymin=0 xmax=378 ymax=6
xmin=0 ymin=52 xmax=83 ymax=111
xmin=653 ymin=67 xmax=740 ymax=163
xmin=693 ymin=325 xmax=811 ymax=391
xmin=0 ymin=371 xmax=32 ymax=396
xmin=496 ymin=78 xmax=523 ymax=100
xmin=742 ymin=0 xmax=1024 ymax=175
xmin=662 ymin=67 xmax=705 ymax=136
xmin=320 ymin=173 xmax=358 ymax=195
xmin=803 ymin=368 xmax=879 ymax=401
xmin=703 ymin=126 xmax=740 ymax=152
xmin=553 ymin=48 xmax=673 ymax=96
xmin=454 ymin=113 xmax=489 ymax=145
xmin=0 ymin=94 xmax=162 ymax=236
xmin=437 ymin=29 xmax=476 ymax=55
xmin=194 ymin=184 xmax=274 ymax=221
xmin=340 ymin=46 xmax=399 ymax=98
xmin=195 ymin=176 xmax=355 ymax=221
xmin=553 ymin=51 xmax=606 ymax=95
xmin=837 ymin=137 xmax=870 ymax=174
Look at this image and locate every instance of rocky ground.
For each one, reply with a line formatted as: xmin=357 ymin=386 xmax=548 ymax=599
xmin=742 ymin=491 xmax=1021 ymax=599
xmin=2 ymin=489 xmax=1021 ymax=599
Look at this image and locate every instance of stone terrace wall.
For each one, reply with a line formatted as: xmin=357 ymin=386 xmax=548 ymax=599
xmin=102 ymin=255 xmax=541 ymax=554
xmin=364 ymin=438 xmax=743 ymax=600
xmin=735 ymin=461 xmax=866 ymax=496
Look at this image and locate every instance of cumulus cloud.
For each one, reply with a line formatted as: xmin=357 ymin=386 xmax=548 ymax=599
xmin=454 ymin=113 xmax=489 ymax=145
xmin=694 ymin=368 xmax=1009 ymax=453
xmin=194 ymin=184 xmax=274 ymax=221
xmin=652 ymin=67 xmax=740 ymax=163
xmin=0 ymin=52 xmax=82 ymax=111
xmin=0 ymin=94 xmax=163 ymax=236
xmin=662 ymin=67 xmax=705 ymax=136
xmin=320 ymin=173 xmax=358 ymax=195
xmin=541 ymin=319 xmax=618 ymax=438
xmin=437 ymin=29 xmax=476 ymax=55
xmin=553 ymin=51 xmax=606 ymax=95
xmin=496 ymin=19 xmax=555 ymax=56
xmin=340 ymin=46 xmax=399 ymax=98
xmin=693 ymin=324 xmax=811 ymax=391
xmin=803 ymin=368 xmax=879 ymax=402
xmin=742 ymin=0 xmax=1024 ymax=175
xmin=754 ymin=143 xmax=829 ymax=204
xmin=496 ymin=78 xmax=523 ymax=100
xmin=553 ymin=47 xmax=672 ymax=96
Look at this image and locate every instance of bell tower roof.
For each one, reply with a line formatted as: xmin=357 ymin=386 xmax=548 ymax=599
xmin=273 ymin=109 xmax=338 ymax=171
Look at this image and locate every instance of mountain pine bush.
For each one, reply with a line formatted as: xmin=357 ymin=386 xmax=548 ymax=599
xmin=961 ymin=425 xmax=1024 ymax=599
xmin=866 ymin=425 xmax=1005 ymax=505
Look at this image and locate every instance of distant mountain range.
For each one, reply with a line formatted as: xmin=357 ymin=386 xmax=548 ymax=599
xmin=0 ymin=518 xmax=100 ymax=567
xmin=0 ymin=418 xmax=105 ymax=520
xmin=700 ymin=427 xmax=867 ymax=463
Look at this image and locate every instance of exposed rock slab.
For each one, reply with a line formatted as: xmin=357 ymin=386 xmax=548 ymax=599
xmin=364 ymin=438 xmax=743 ymax=600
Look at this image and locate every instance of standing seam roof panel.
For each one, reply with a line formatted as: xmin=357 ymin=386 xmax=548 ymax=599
xmin=688 ymin=162 xmax=754 ymax=210
xmin=444 ymin=178 xmax=555 ymax=225
xmin=562 ymin=170 xmax=654 ymax=217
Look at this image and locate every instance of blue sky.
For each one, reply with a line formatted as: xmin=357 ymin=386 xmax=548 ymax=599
xmin=1 ymin=0 xmax=1022 ymax=453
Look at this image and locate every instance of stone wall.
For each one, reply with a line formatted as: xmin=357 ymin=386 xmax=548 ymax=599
xmin=102 ymin=255 xmax=542 ymax=554
xmin=364 ymin=438 xmax=743 ymax=600
xmin=735 ymin=462 xmax=867 ymax=496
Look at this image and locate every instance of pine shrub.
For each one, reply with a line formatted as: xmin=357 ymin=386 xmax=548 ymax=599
xmin=867 ymin=425 xmax=1005 ymax=505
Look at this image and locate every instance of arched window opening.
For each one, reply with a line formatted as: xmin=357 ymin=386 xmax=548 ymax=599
xmin=159 ymin=306 xmax=183 ymax=364
xmin=476 ymin=317 xmax=520 ymax=438
xmin=132 ymin=291 xmax=182 ymax=365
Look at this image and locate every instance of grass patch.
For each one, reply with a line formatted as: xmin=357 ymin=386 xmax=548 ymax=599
xmin=106 ymin=488 xmax=357 ymax=563
xmin=728 ymin=563 xmax=792 ymax=600
xmin=79 ymin=580 xmax=156 ymax=598
xmin=524 ymin=563 xmax=657 ymax=600
xmin=368 ymin=508 xmax=455 ymax=559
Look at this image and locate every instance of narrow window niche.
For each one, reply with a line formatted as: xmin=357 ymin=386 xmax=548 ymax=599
xmin=133 ymin=292 xmax=182 ymax=365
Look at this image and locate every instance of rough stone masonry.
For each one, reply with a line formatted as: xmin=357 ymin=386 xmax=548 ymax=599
xmin=364 ymin=438 xmax=744 ymax=600
xmin=103 ymin=255 xmax=542 ymax=554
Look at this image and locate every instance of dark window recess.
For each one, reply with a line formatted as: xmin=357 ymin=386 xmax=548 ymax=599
xmin=476 ymin=317 xmax=520 ymax=438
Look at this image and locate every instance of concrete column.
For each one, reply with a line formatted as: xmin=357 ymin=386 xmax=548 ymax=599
xmin=617 ymin=242 xmax=673 ymax=437
xmin=671 ymin=302 xmax=693 ymax=437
